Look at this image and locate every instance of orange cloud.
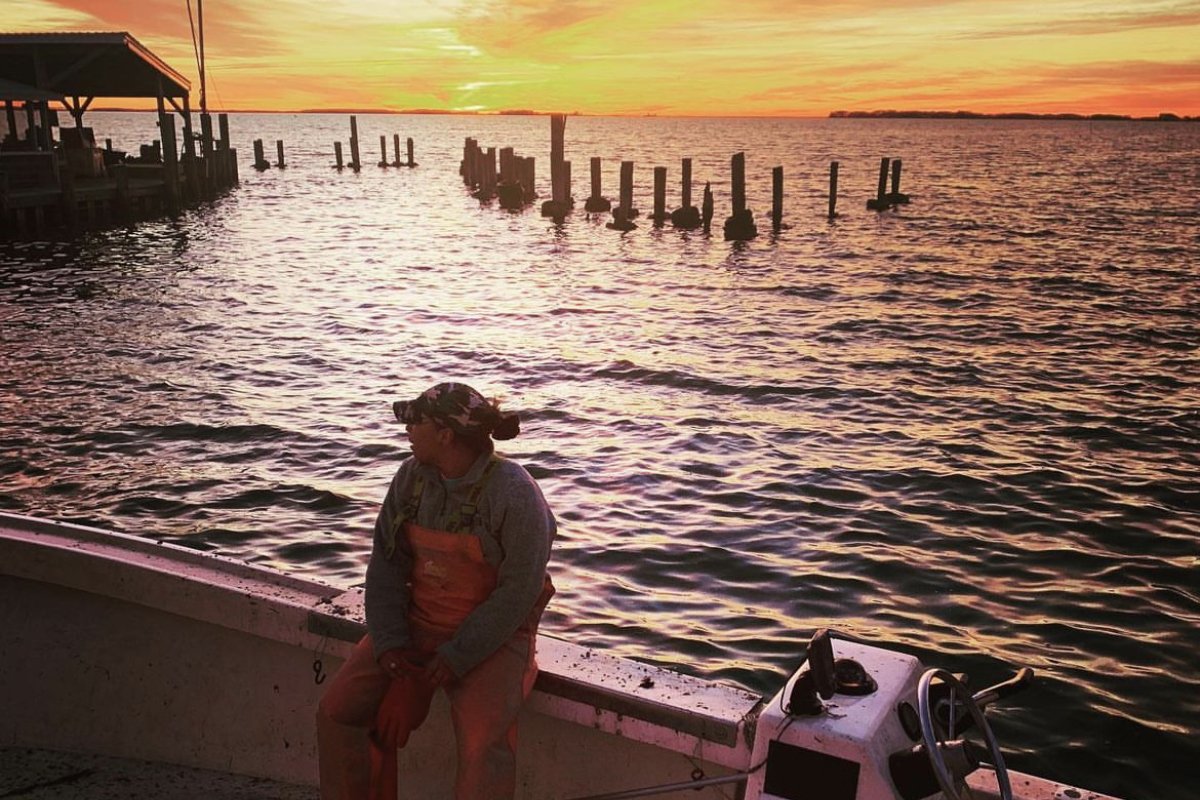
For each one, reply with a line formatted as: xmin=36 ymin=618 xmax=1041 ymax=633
xmin=5 ymin=0 xmax=1198 ymax=116
xmin=962 ymin=7 xmax=1200 ymax=39
xmin=45 ymin=0 xmax=281 ymax=53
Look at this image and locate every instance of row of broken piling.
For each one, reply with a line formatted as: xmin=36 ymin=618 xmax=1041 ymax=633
xmin=459 ymin=114 xmax=912 ymax=241
xmin=239 ymin=113 xmax=913 ymax=242
xmin=247 ymin=116 xmax=420 ymax=172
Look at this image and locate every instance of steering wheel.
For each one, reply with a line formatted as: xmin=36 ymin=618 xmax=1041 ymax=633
xmin=917 ymin=668 xmax=1012 ymax=800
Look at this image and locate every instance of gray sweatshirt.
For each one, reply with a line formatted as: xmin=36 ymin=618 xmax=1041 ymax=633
xmin=365 ymin=450 xmax=556 ymax=677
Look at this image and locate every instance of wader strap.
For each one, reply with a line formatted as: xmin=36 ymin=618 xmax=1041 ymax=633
xmin=445 ymin=455 xmax=501 ymax=534
xmin=384 ymin=471 xmax=427 ymax=559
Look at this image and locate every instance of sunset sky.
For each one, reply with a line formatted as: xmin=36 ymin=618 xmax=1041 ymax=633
xmin=6 ymin=0 xmax=1200 ymax=117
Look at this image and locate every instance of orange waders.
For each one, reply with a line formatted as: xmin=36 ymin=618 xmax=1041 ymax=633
xmin=318 ymin=514 xmax=551 ymax=800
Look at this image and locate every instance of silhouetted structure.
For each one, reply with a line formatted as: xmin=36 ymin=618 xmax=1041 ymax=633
xmin=702 ymin=182 xmax=714 ymax=233
xmin=828 ymin=161 xmax=839 ymax=220
xmin=540 ymin=114 xmax=570 ymax=219
xmin=866 ymin=157 xmax=890 ymax=210
xmin=252 ymin=139 xmax=271 ymax=171
xmin=885 ymin=158 xmax=909 ymax=204
xmin=0 ymin=32 xmax=238 ymax=238
xmin=584 ymin=157 xmax=611 ymax=213
xmin=670 ymin=158 xmax=701 ymax=229
xmin=768 ymin=166 xmax=787 ymax=232
xmin=651 ymin=166 xmax=668 ymax=226
xmin=723 ymin=152 xmax=757 ymax=241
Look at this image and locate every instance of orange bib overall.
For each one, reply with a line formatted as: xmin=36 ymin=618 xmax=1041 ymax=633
xmin=367 ymin=518 xmax=552 ymax=800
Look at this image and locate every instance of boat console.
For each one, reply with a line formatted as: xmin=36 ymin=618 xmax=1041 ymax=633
xmin=745 ymin=629 xmax=1025 ymax=800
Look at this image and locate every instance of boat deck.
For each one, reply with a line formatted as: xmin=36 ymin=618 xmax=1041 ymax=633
xmin=0 ymin=747 xmax=317 ymax=800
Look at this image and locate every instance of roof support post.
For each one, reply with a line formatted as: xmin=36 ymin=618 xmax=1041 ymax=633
xmin=37 ymin=101 xmax=52 ymax=152
xmin=31 ymin=48 xmax=50 ymax=152
xmin=63 ymin=96 xmax=93 ymax=128
xmin=4 ymin=101 xmax=16 ymax=145
xmin=23 ymin=102 xmax=35 ymax=148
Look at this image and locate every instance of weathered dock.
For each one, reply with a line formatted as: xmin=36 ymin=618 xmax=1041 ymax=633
xmin=1 ymin=33 xmax=239 ymax=239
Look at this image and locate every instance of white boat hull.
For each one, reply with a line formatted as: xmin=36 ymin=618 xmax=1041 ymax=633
xmin=0 ymin=513 xmax=1120 ymax=800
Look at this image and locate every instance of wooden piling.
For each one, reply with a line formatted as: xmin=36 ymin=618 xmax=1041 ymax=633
xmin=550 ymin=113 xmax=566 ymax=202
xmin=219 ymin=113 xmax=237 ymax=186
xmin=334 ymin=141 xmax=344 ymax=170
xmin=607 ymin=160 xmax=637 ymax=231
xmin=652 ymin=166 xmax=667 ymax=226
xmin=276 ymin=140 xmax=286 ymax=169
xmin=828 ymin=161 xmax=839 ymax=220
xmin=542 ymin=115 xmax=569 ymax=218
xmin=867 ymin=157 xmax=890 ymax=210
xmin=732 ymin=153 xmax=746 ymax=215
xmin=771 ymin=166 xmax=783 ymax=231
xmin=160 ymin=112 xmax=180 ymax=214
xmin=702 ymin=182 xmax=714 ymax=233
xmin=461 ymin=138 xmax=475 ymax=183
xmin=617 ymin=160 xmax=637 ymax=219
xmin=349 ymin=116 xmax=361 ymax=171
xmin=199 ymin=114 xmax=215 ymax=198
xmin=462 ymin=138 xmax=477 ymax=186
xmin=723 ymin=152 xmax=757 ymax=241
xmin=681 ymin=158 xmax=693 ymax=209
xmin=476 ymin=147 xmax=497 ymax=201
xmin=252 ymin=139 xmax=270 ymax=171
xmin=499 ymin=147 xmax=513 ymax=183
xmin=670 ymin=158 xmax=701 ymax=229
xmin=181 ymin=96 xmax=199 ymax=203
xmin=521 ymin=157 xmax=537 ymax=202
xmin=585 ymin=157 xmax=611 ymax=213
xmin=886 ymin=158 xmax=910 ymax=204
xmin=406 ymin=137 xmax=416 ymax=168
xmin=498 ymin=146 xmax=522 ymax=209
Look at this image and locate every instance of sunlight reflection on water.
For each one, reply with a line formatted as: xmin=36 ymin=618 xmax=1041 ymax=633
xmin=2 ymin=112 xmax=1198 ymax=799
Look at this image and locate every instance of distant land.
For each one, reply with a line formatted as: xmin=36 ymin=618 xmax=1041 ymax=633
xmin=85 ymin=107 xmax=1197 ymax=121
xmin=830 ymin=110 xmax=1198 ymax=122
xmin=90 ymin=107 xmax=583 ymax=116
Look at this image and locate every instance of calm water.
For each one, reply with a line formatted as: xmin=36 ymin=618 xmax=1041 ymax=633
xmin=2 ymin=112 xmax=1198 ymax=798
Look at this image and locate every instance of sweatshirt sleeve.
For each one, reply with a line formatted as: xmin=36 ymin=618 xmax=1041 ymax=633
xmin=364 ymin=460 xmax=416 ymax=660
xmin=437 ymin=461 xmax=556 ymax=677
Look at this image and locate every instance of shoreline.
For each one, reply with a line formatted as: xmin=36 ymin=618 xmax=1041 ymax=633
xmin=830 ymin=110 xmax=1198 ymax=122
xmin=79 ymin=108 xmax=1198 ymax=122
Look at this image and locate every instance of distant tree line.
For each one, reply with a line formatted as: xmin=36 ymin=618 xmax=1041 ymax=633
xmin=829 ymin=110 xmax=1196 ymax=122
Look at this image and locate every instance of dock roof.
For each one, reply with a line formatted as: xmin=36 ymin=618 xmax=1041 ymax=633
xmin=0 ymin=32 xmax=190 ymax=100
xmin=0 ymin=76 xmax=64 ymax=103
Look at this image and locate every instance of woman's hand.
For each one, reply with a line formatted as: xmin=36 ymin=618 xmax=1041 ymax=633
xmin=377 ymin=648 xmax=426 ymax=680
xmin=422 ymin=654 xmax=456 ymax=688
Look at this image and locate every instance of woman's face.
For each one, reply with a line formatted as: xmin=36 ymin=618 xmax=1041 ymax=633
xmin=405 ymin=417 xmax=446 ymax=464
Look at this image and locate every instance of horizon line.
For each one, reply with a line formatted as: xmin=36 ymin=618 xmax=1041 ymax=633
xmin=83 ymin=107 xmax=1199 ymax=121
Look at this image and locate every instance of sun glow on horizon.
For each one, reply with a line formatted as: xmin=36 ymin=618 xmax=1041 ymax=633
xmin=3 ymin=0 xmax=1199 ymax=117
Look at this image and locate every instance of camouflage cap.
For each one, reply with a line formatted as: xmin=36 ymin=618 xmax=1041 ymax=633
xmin=393 ymin=382 xmax=519 ymax=440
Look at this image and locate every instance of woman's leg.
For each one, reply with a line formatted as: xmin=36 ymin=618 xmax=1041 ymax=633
xmin=317 ymin=635 xmax=391 ymax=800
xmin=446 ymin=633 xmax=537 ymax=800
